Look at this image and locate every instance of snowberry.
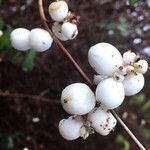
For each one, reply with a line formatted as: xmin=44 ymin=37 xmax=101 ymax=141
xmin=10 ymin=28 xmax=30 ymax=51
xmin=88 ymin=107 xmax=117 ymax=136
xmin=126 ymin=65 xmax=135 ymax=74
xmin=117 ymin=66 xmax=127 ymax=75
xmin=61 ymin=22 xmax=78 ymax=40
xmin=123 ymin=72 xmax=144 ymax=96
xmin=0 ymin=30 xmax=3 ymax=37
xmin=93 ymin=75 xmax=108 ymax=85
xmin=96 ymin=78 xmax=125 ymax=109
xmin=123 ymin=50 xmax=136 ymax=65
xmin=61 ymin=83 xmax=96 ymax=115
xmin=113 ymin=72 xmax=125 ymax=82
xmin=48 ymin=0 xmax=68 ymax=22
xmin=88 ymin=43 xmax=123 ymax=76
xmin=52 ymin=22 xmax=68 ymax=41
xmin=134 ymin=59 xmax=148 ymax=74
xmin=29 ymin=28 xmax=53 ymax=52
xmin=58 ymin=116 xmax=83 ymax=140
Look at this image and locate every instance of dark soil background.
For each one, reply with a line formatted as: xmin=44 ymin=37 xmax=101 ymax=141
xmin=0 ymin=0 xmax=150 ymax=150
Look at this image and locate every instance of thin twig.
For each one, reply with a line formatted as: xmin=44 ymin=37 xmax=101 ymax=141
xmin=38 ymin=0 xmax=147 ymax=150
xmin=0 ymin=90 xmax=60 ymax=104
xmin=38 ymin=0 xmax=93 ymax=87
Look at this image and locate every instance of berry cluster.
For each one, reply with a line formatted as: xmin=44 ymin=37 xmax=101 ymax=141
xmin=10 ymin=1 xmax=78 ymax=52
xmin=49 ymin=0 xmax=79 ymax=41
xmin=59 ymin=42 xmax=148 ymax=140
xmin=10 ymin=28 xmax=53 ymax=52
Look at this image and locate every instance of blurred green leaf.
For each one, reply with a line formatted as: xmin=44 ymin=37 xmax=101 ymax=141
xmin=0 ymin=26 xmax=13 ymax=51
xmin=129 ymin=0 xmax=138 ymax=7
xmin=14 ymin=131 xmax=24 ymax=137
xmin=116 ymin=134 xmax=131 ymax=150
xmin=96 ymin=23 xmax=117 ymax=30
xmin=135 ymin=27 xmax=143 ymax=36
xmin=129 ymin=94 xmax=145 ymax=106
xmin=117 ymin=25 xmax=130 ymax=37
xmin=11 ymin=51 xmax=22 ymax=63
xmin=142 ymin=128 xmax=150 ymax=139
xmin=21 ymin=50 xmax=36 ymax=72
xmin=141 ymin=101 xmax=150 ymax=113
xmin=1 ymin=136 xmax=14 ymax=149
xmin=119 ymin=16 xmax=127 ymax=24
xmin=0 ymin=18 xmax=4 ymax=29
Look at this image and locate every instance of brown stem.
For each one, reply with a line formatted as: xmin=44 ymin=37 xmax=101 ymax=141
xmin=0 ymin=90 xmax=59 ymax=104
xmin=38 ymin=0 xmax=147 ymax=150
xmin=38 ymin=0 xmax=93 ymax=87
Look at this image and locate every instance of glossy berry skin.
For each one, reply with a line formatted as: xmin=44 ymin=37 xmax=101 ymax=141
xmin=96 ymin=78 xmax=125 ymax=109
xmin=58 ymin=116 xmax=83 ymax=140
xmin=52 ymin=22 xmax=68 ymax=41
xmin=123 ymin=51 xmax=136 ymax=65
xmin=61 ymin=22 xmax=78 ymax=40
xmin=10 ymin=28 xmax=30 ymax=51
xmin=88 ymin=107 xmax=117 ymax=136
xmin=134 ymin=60 xmax=148 ymax=74
xmin=61 ymin=83 xmax=96 ymax=115
xmin=29 ymin=28 xmax=53 ymax=52
xmin=88 ymin=43 xmax=123 ymax=76
xmin=123 ymin=72 xmax=144 ymax=96
xmin=49 ymin=1 xmax=68 ymax=22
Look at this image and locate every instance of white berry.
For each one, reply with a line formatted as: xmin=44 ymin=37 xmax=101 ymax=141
xmin=123 ymin=51 xmax=136 ymax=65
xmin=10 ymin=28 xmax=30 ymax=51
xmin=96 ymin=78 xmax=125 ymax=109
xmin=123 ymin=72 xmax=144 ymax=96
xmin=88 ymin=43 xmax=123 ymax=76
xmin=52 ymin=22 xmax=68 ymax=41
xmin=93 ymin=75 xmax=108 ymax=85
xmin=61 ymin=83 xmax=96 ymax=115
xmin=88 ymin=107 xmax=117 ymax=136
xmin=48 ymin=1 xmax=68 ymax=22
xmin=29 ymin=28 xmax=53 ymax=52
xmin=58 ymin=116 xmax=83 ymax=140
xmin=134 ymin=59 xmax=148 ymax=74
xmin=0 ymin=30 xmax=3 ymax=37
xmin=61 ymin=22 xmax=78 ymax=40
xmin=126 ymin=65 xmax=135 ymax=74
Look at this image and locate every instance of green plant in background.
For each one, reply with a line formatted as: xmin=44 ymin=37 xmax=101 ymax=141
xmin=0 ymin=18 xmax=13 ymax=51
xmin=129 ymin=0 xmax=138 ymax=8
xmin=0 ymin=18 xmax=36 ymax=72
xmin=116 ymin=134 xmax=131 ymax=150
xmin=0 ymin=131 xmax=24 ymax=149
xmin=96 ymin=16 xmax=143 ymax=37
xmin=129 ymin=94 xmax=150 ymax=140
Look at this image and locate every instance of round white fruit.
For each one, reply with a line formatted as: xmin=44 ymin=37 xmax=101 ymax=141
xmin=88 ymin=43 xmax=123 ymax=76
xmin=88 ymin=107 xmax=117 ymax=136
xmin=48 ymin=1 xmax=68 ymax=22
xmin=10 ymin=28 xmax=30 ymax=51
xmin=134 ymin=59 xmax=148 ymax=74
xmin=123 ymin=51 xmax=136 ymax=65
xmin=58 ymin=116 xmax=83 ymax=140
xmin=29 ymin=28 xmax=53 ymax=52
xmin=96 ymin=78 xmax=125 ymax=109
xmin=61 ymin=22 xmax=78 ymax=40
xmin=52 ymin=22 xmax=68 ymax=41
xmin=0 ymin=30 xmax=3 ymax=37
xmin=123 ymin=73 xmax=144 ymax=96
xmin=61 ymin=83 xmax=96 ymax=115
xmin=93 ymin=75 xmax=108 ymax=85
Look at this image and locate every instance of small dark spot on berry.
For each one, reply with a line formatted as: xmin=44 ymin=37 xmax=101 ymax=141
xmin=119 ymin=66 xmax=123 ymax=70
xmin=64 ymin=99 xmax=68 ymax=103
